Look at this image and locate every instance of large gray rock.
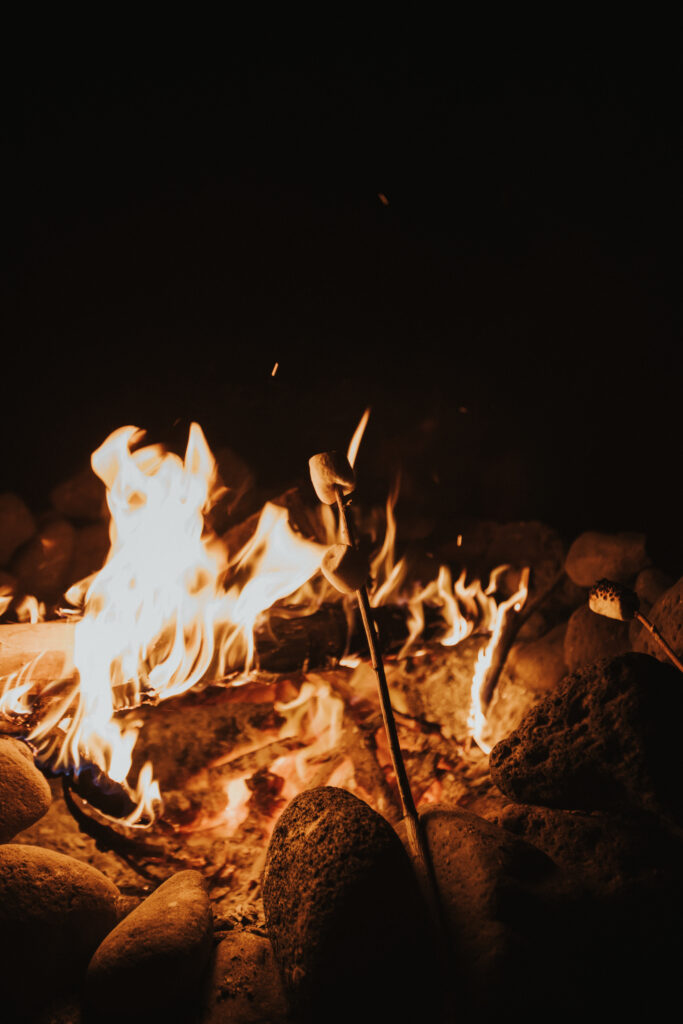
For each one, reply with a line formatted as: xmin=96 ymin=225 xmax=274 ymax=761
xmin=0 ymin=492 xmax=36 ymax=566
xmin=201 ymin=929 xmax=288 ymax=1024
xmin=565 ymin=530 xmax=649 ymax=587
xmin=563 ymin=601 xmax=631 ymax=671
xmin=631 ymin=574 xmax=683 ymax=665
xmin=86 ymin=870 xmax=213 ymax=1022
xmin=0 ymin=844 xmax=119 ymax=1017
xmin=490 ymin=653 xmax=683 ymax=822
xmin=263 ymin=786 xmax=436 ymax=1024
xmin=0 ymin=737 xmax=51 ymax=841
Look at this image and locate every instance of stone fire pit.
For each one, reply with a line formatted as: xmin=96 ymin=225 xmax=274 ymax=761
xmin=1 ymin=460 xmax=682 ymax=1022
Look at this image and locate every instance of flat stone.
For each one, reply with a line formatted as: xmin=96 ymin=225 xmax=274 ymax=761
xmin=631 ymin=574 xmax=683 ymax=666
xmin=86 ymin=870 xmax=213 ymax=1021
xmin=0 ymin=492 xmax=36 ymax=566
xmin=201 ymin=929 xmax=288 ymax=1024
xmin=490 ymin=653 xmax=683 ymax=822
xmin=565 ymin=530 xmax=649 ymax=587
xmin=563 ymin=601 xmax=631 ymax=672
xmin=263 ymin=786 xmax=436 ymax=1024
xmin=0 ymin=737 xmax=51 ymax=841
xmin=0 ymin=844 xmax=119 ymax=1017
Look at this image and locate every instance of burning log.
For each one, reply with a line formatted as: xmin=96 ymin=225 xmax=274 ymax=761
xmin=0 ymin=619 xmax=76 ymax=680
xmin=0 ymin=603 xmax=451 ymax=705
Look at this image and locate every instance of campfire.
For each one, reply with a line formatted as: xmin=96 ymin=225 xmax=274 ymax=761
xmin=1 ymin=415 xmax=681 ymax=1022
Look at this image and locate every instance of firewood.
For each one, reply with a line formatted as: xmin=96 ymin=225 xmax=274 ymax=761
xmin=0 ymin=620 xmax=75 ymax=681
xmin=0 ymin=604 xmax=441 ymax=699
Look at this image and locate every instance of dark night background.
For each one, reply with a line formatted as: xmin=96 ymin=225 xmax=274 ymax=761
xmin=8 ymin=30 xmax=683 ymax=570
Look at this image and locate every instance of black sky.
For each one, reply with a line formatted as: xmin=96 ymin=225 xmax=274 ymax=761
xmin=8 ymin=33 xmax=683 ymax=567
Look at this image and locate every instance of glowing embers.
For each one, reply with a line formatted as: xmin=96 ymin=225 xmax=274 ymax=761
xmin=178 ymin=676 xmax=351 ymax=838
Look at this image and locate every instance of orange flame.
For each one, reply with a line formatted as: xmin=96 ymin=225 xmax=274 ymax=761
xmin=347 ymin=407 xmax=371 ymax=469
xmin=3 ymin=423 xmax=326 ymax=822
xmin=468 ymin=567 xmax=530 ymax=753
xmin=0 ymin=415 xmax=529 ymax=823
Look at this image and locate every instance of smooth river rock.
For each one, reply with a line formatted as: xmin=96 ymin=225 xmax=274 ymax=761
xmin=564 ymin=530 xmax=649 ymax=587
xmin=563 ymin=601 xmax=631 ymax=672
xmin=0 ymin=844 xmax=119 ymax=1016
xmin=86 ymin=870 xmax=213 ymax=1022
xmin=0 ymin=737 xmax=51 ymax=841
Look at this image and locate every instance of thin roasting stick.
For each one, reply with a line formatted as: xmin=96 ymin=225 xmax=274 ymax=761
xmin=309 ymin=450 xmax=444 ymax=926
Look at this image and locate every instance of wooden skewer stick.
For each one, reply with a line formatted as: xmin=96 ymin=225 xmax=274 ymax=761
xmin=329 ymin=484 xmax=444 ymax=927
xmin=634 ymin=611 xmax=683 ymax=674
xmin=333 ymin=489 xmax=417 ymax=822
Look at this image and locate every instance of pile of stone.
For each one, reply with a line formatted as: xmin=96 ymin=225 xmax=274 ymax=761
xmin=257 ymin=527 xmax=683 ymax=1023
xmin=0 ymin=472 xmax=110 ymax=614
xmin=0 ymin=735 xmax=288 ymax=1023
xmin=262 ymin=650 xmax=683 ymax=1022
xmin=3 ymin=459 xmax=683 ymax=1023
xmin=387 ymin=523 xmax=681 ymax=750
